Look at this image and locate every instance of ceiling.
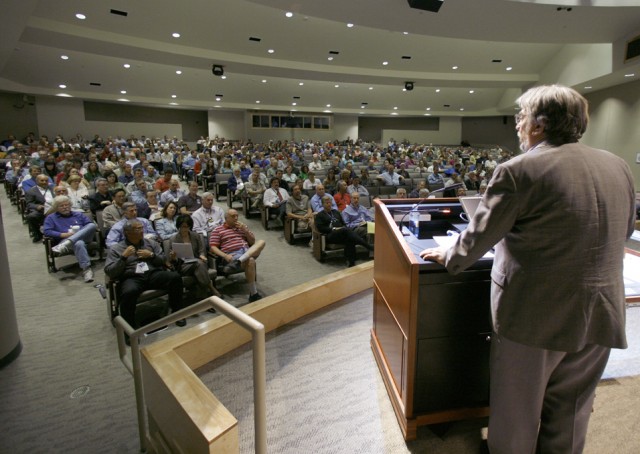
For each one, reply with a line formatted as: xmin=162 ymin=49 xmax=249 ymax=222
xmin=2 ymin=0 xmax=640 ymax=117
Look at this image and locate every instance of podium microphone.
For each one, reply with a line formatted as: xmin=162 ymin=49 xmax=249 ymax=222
xmin=429 ymin=182 xmax=465 ymax=196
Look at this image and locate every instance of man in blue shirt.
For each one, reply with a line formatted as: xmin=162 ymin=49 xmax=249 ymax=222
xmin=43 ymin=196 xmax=96 ymax=282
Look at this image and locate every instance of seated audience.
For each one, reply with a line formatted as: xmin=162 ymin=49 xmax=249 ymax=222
xmin=192 ymin=192 xmax=225 ymax=239
xmin=43 ymin=195 xmax=96 ymax=282
xmin=106 ymin=202 xmax=157 ymax=247
xmin=102 ymin=188 xmax=127 ymax=230
xmin=310 ymin=184 xmax=337 ymax=213
xmin=341 ymin=192 xmax=374 ymax=238
xmin=315 ymin=195 xmax=372 ymax=267
xmin=209 ymin=209 xmax=266 ymax=302
xmin=377 ymin=164 xmax=404 ymax=186
xmin=66 ymin=175 xmax=89 ymax=212
xmin=244 ymin=170 xmax=266 ymax=208
xmin=347 ymin=176 xmax=369 ymax=198
xmin=88 ymin=178 xmax=112 ymax=215
xmin=167 ymin=214 xmax=221 ymax=299
xmin=104 ymin=219 xmax=185 ymax=330
xmin=333 ymin=181 xmax=351 ymax=212
xmin=155 ymin=201 xmax=179 ymax=240
xmin=395 ymin=187 xmax=407 ymax=199
xmin=286 ymin=185 xmax=313 ymax=232
xmin=24 ymin=174 xmax=54 ymax=242
xmin=263 ymin=177 xmax=290 ymax=223
xmin=177 ymin=181 xmax=202 ymax=215
xmin=159 ymin=178 xmax=185 ymax=208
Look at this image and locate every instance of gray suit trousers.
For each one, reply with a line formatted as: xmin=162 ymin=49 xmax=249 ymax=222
xmin=488 ymin=333 xmax=610 ymax=454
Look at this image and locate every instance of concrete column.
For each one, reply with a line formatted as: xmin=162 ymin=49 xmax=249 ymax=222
xmin=0 ymin=199 xmax=21 ymax=367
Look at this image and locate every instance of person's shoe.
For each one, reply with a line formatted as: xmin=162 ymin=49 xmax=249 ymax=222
xmin=83 ymin=268 xmax=94 ymax=283
xmin=249 ymin=292 xmax=263 ymax=303
xmin=207 ymin=308 xmax=217 ymax=314
xmin=52 ymin=240 xmax=73 ymax=256
xmin=223 ymin=259 xmax=242 ymax=274
xmin=175 ymin=319 xmax=187 ymax=327
xmin=347 ymin=261 xmax=356 ymax=268
xmin=32 ymin=236 xmax=42 ymax=243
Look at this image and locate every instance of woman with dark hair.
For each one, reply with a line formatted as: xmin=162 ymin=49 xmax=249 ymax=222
xmin=84 ymin=161 xmax=102 ymax=186
xmin=104 ymin=170 xmax=125 ymax=193
xmin=323 ymin=168 xmax=337 ymax=194
xmin=200 ymin=159 xmax=217 ymax=189
xmin=155 ymin=201 xmax=179 ymax=240
xmin=43 ymin=159 xmax=58 ymax=180
xmin=168 ymin=214 xmax=220 ymax=298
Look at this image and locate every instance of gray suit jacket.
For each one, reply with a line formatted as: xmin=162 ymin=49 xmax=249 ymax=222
xmin=445 ymin=142 xmax=635 ymax=352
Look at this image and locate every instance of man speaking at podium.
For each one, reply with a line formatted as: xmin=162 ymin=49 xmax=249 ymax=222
xmin=420 ymin=85 xmax=635 ymax=454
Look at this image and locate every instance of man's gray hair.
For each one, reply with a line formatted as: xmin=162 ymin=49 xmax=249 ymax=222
xmin=321 ymin=194 xmax=333 ymax=202
xmin=51 ymin=195 xmax=71 ymax=211
xmin=121 ymin=201 xmax=136 ymax=211
xmin=516 ymin=84 xmax=589 ymax=146
xmin=202 ymin=191 xmax=214 ymax=199
xmin=94 ymin=177 xmax=107 ymax=185
xmin=123 ymin=219 xmax=143 ymax=233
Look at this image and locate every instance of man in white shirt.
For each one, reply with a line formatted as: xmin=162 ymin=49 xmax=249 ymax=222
xmin=263 ymin=177 xmax=290 ymax=222
xmin=192 ymin=192 xmax=225 ymax=239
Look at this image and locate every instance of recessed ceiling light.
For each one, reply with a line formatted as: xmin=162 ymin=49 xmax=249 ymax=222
xmin=120 ymin=90 xmax=127 ymax=94
xmin=292 ymin=102 xmax=297 ymax=106
xmin=506 ymin=67 xmax=513 ymax=71
xmin=382 ymin=61 xmax=389 ymax=66
xmin=221 ymin=75 xmax=227 ymax=79
xmin=426 ymin=107 xmax=431 ymax=111
xmin=291 ymin=109 xmax=297 ymax=112
xmin=452 ymin=66 xmax=458 ymax=70
xmin=61 ymin=55 xmax=69 ymax=60
xmin=435 ymin=89 xmax=441 ymax=93
xmin=117 ymin=98 xmax=130 ymax=102
xmin=334 ymin=84 xmax=340 ymax=88
xmin=360 ymin=105 xmax=366 ymax=109
xmin=268 ymin=49 xmax=275 ymax=54
xmin=172 ymin=32 xmax=180 ymax=38
xmin=347 ymin=23 xmax=354 ymax=28
xmin=169 ymin=102 xmax=178 ymax=106
xmin=75 ymin=13 xmax=86 ymax=20
xmin=56 ymin=93 xmax=72 ymax=97
xmin=424 ymin=113 xmax=431 ymax=116
xmin=171 ymin=94 xmax=177 ymax=98
xmin=58 ymin=84 xmax=66 ymax=89
xmin=214 ymin=105 xmax=221 ymax=108
xmin=369 ymin=87 xmax=374 ymax=90
xmin=262 ymin=79 xmax=267 ymax=83
xmin=299 ymin=82 xmax=304 ymax=86
xmin=285 ymin=12 xmax=293 ymax=18
xmin=256 ymin=100 xmax=261 ymax=104
xmin=391 ymin=112 xmax=398 ymax=116
xmin=403 ymin=32 xmax=409 ymax=35
xmin=469 ymin=90 xmax=475 ymax=94
xmin=176 ymin=70 xmax=182 ymax=75
xmin=324 ymin=110 xmax=332 ymax=113
xmin=328 ymin=57 xmax=334 ymax=61
xmin=393 ymin=107 xmax=398 ymax=110
xmin=123 ymin=63 xmax=131 ymax=68
xmin=326 ymin=104 xmax=331 ymax=108
xmin=584 ymin=86 xmax=592 ymax=89
xmin=215 ymin=97 xmax=222 ymax=102
xmin=625 ymin=73 xmax=635 ymax=77
xmin=460 ymin=108 xmax=465 ymax=111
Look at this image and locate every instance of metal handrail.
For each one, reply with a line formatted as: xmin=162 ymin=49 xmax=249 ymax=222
xmin=115 ymin=296 xmax=266 ymax=454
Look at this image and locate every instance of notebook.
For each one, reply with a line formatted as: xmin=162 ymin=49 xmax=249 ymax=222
xmin=172 ymin=243 xmax=198 ymax=263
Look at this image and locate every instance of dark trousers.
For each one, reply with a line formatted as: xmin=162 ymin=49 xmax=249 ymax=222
xmin=119 ymin=269 xmax=183 ymax=328
xmin=25 ymin=210 xmax=44 ymax=239
xmin=326 ymin=228 xmax=371 ymax=264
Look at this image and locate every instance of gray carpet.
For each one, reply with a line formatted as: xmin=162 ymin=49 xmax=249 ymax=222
xmin=1 ymin=186 xmax=640 ymax=453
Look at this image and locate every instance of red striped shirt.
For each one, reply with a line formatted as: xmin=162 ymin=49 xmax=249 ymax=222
xmin=209 ymin=224 xmax=249 ymax=253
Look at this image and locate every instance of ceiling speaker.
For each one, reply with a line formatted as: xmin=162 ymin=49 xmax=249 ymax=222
xmin=212 ymin=65 xmax=224 ymax=76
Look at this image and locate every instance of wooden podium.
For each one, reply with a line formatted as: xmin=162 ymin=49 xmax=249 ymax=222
xmin=371 ymin=198 xmax=492 ymax=440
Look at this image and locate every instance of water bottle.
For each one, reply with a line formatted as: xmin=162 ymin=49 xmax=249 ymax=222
xmin=409 ymin=209 xmax=419 ymax=235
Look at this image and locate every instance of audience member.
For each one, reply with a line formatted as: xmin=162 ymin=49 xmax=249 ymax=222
xmin=106 ymin=202 xmax=157 ymax=247
xmin=310 ymin=184 xmax=337 ymax=213
xmin=155 ymin=201 xmax=180 ymax=240
xmin=315 ymin=195 xmax=372 ymax=267
xmin=286 ymin=185 xmax=313 ymax=233
xmin=177 ymin=181 xmax=202 ymax=215
xmin=24 ymin=174 xmax=54 ymax=242
xmin=263 ymin=177 xmax=290 ymax=223
xmin=209 ymin=209 xmax=266 ymax=302
xmin=333 ymin=181 xmax=351 ymax=211
xmin=190 ymin=192 xmax=224 ymax=239
xmin=88 ymin=178 xmax=112 ymax=215
xmin=104 ymin=219 xmax=185 ymax=330
xmin=43 ymin=196 xmax=96 ymax=282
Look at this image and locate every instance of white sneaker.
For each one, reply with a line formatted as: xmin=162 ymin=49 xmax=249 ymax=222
xmin=83 ymin=268 xmax=94 ymax=283
xmin=52 ymin=240 xmax=73 ymax=256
